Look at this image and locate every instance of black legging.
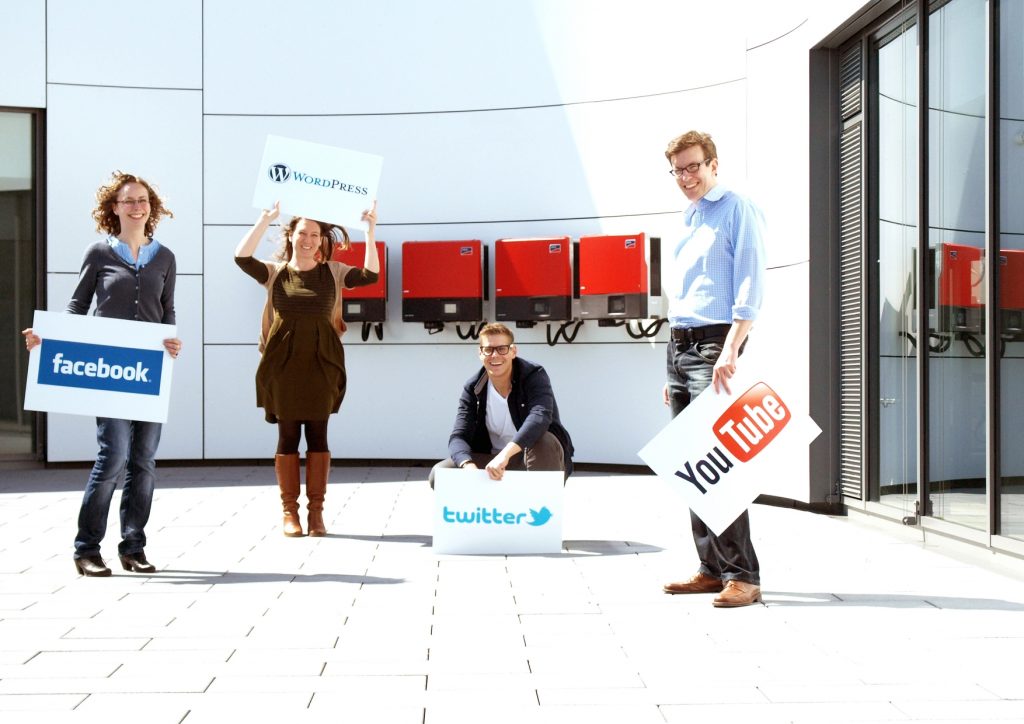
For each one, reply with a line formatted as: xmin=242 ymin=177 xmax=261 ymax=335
xmin=276 ymin=420 xmax=329 ymax=455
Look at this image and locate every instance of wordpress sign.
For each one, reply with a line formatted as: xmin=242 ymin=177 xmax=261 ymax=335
xmin=24 ymin=311 xmax=176 ymax=423
xmin=433 ymin=470 xmax=564 ymax=554
xmin=252 ymin=135 xmax=383 ymax=232
xmin=638 ymin=369 xmax=822 ymax=535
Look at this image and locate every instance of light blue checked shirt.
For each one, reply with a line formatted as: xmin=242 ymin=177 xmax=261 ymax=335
xmin=666 ymin=185 xmax=766 ymax=328
xmin=108 ymin=236 xmax=162 ymax=269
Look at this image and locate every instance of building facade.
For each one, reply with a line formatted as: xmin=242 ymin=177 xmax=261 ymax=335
xmin=3 ymin=0 xmax=1019 ymax=554
xmin=811 ymin=0 xmax=1024 ymax=553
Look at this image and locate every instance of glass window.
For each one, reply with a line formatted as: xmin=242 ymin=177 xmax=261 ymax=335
xmin=926 ymin=0 xmax=988 ymax=530
xmin=999 ymin=0 xmax=1024 ymax=539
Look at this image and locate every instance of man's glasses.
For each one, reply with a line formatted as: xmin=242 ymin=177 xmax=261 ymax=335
xmin=668 ymin=158 xmax=712 ymax=177
xmin=117 ymin=198 xmax=150 ymax=208
xmin=479 ymin=344 xmax=512 ymax=356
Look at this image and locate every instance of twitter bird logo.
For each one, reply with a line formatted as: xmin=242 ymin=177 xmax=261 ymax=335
xmin=527 ymin=507 xmax=552 ymax=526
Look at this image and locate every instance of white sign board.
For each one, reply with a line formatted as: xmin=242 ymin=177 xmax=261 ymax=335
xmin=433 ymin=469 xmax=564 ymax=554
xmin=23 ymin=310 xmax=176 ymax=423
xmin=252 ymin=135 xmax=383 ymax=232
xmin=638 ymin=369 xmax=821 ymax=535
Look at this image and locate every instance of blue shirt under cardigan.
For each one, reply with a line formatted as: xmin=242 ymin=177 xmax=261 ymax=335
xmin=108 ymin=236 xmax=162 ymax=269
xmin=666 ymin=185 xmax=766 ymax=328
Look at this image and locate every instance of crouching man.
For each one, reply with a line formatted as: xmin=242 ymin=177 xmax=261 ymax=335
xmin=430 ymin=323 xmax=573 ymax=484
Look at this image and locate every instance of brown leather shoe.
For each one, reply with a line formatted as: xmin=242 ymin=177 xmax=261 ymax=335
xmin=712 ymin=580 xmax=762 ymax=607
xmin=663 ymin=572 xmax=724 ymax=594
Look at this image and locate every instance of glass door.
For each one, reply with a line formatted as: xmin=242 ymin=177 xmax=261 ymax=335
xmin=999 ymin=0 xmax=1024 ymax=539
xmin=874 ymin=12 xmax=920 ymax=518
xmin=0 ymin=110 xmax=39 ymax=458
xmin=926 ymin=0 xmax=988 ymax=530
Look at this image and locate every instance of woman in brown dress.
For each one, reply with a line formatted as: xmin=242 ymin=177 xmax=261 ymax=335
xmin=235 ymin=201 xmax=379 ymax=537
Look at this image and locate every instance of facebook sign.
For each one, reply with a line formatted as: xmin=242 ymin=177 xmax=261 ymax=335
xmin=23 ymin=311 xmax=176 ymax=424
xmin=37 ymin=339 xmax=163 ymax=395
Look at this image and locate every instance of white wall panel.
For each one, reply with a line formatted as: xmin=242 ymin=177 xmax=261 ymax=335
xmin=157 ymin=275 xmax=203 ymax=459
xmin=47 ymin=0 xmax=201 ymax=89
xmin=0 ymin=0 xmax=45 ymax=108
xmin=203 ymin=84 xmax=745 ymax=229
xmin=745 ymin=23 xmax=815 ymax=268
xmin=203 ymin=345 xmax=275 ymax=458
xmin=202 ymin=0 xmax=744 ymax=116
xmin=47 ymin=85 xmax=203 ymax=274
xmin=44 ymin=273 xmax=202 ymax=462
xmin=203 ymin=226 xmax=278 ymax=345
xmin=742 ymin=1 xmax=811 ymax=49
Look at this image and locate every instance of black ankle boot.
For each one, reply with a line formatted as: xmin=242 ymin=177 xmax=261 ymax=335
xmin=74 ymin=555 xmax=111 ymax=577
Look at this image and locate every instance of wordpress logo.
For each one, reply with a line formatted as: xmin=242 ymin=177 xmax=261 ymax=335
xmin=268 ymin=163 xmax=291 ymax=183
xmin=37 ymin=339 xmax=163 ymax=396
xmin=442 ymin=505 xmax=553 ymax=527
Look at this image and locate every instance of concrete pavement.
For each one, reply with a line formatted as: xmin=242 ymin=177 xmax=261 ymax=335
xmin=2 ymin=463 xmax=1024 ymax=723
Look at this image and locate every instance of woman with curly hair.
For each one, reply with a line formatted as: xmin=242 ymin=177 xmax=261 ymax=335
xmin=22 ymin=171 xmax=181 ymax=577
xmin=235 ymin=201 xmax=379 ymax=537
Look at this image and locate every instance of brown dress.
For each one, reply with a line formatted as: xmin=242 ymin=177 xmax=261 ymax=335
xmin=236 ymin=256 xmax=377 ymax=423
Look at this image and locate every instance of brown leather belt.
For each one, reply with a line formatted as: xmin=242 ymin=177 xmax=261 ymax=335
xmin=670 ymin=324 xmax=731 ymax=345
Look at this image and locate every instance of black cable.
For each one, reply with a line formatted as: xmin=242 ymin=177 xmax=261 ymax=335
xmin=560 ymin=321 xmax=583 ymax=343
xmin=961 ymin=333 xmax=985 ymax=358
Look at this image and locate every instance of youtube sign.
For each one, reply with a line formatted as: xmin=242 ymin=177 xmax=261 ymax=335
xmin=638 ymin=370 xmax=820 ymax=535
xmin=713 ymin=382 xmax=790 ymax=463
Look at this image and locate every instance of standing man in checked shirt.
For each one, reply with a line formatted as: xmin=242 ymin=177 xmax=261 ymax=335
xmin=659 ymin=130 xmax=767 ymax=608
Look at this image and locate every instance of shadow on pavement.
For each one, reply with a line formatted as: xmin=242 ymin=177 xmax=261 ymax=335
xmin=149 ymin=571 xmax=405 ymax=586
xmin=764 ymin=590 xmax=1024 ymax=610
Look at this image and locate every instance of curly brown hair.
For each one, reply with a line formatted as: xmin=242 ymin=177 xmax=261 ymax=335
xmin=276 ymin=217 xmax=351 ymax=263
xmin=91 ymin=171 xmax=173 ymax=238
xmin=664 ymin=130 xmax=718 ymax=162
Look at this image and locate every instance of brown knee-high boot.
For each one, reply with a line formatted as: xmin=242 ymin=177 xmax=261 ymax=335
xmin=305 ymin=451 xmax=331 ymax=536
xmin=275 ymin=453 xmax=303 ymax=537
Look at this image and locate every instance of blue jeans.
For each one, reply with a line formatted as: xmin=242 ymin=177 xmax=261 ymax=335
xmin=74 ymin=418 xmax=162 ymax=559
xmin=666 ymin=336 xmax=760 ymax=585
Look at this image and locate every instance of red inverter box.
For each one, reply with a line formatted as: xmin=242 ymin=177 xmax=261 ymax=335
xmin=494 ymin=237 xmax=572 ymax=322
xmin=938 ymin=242 xmax=983 ymax=333
xmin=330 ymin=241 xmax=387 ymax=322
xmin=402 ymin=240 xmax=485 ymax=323
xmin=1000 ymin=249 xmax=1024 ymax=337
xmin=577 ymin=233 xmax=649 ymax=319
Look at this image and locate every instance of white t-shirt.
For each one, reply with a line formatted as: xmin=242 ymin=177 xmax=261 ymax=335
xmin=485 ymin=381 xmax=518 ymax=452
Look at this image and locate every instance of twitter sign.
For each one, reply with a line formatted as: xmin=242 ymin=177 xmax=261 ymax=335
xmin=433 ymin=470 xmax=563 ymax=554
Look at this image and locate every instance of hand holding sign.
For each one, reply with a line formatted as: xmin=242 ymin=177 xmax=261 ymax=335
xmin=22 ymin=328 xmax=41 ymax=351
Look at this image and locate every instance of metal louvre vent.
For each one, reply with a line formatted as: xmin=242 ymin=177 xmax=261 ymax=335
xmin=840 ymin=41 xmax=863 ymax=120
xmin=839 ymin=123 xmax=865 ymax=500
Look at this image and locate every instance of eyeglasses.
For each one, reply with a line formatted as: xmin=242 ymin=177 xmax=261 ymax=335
xmin=479 ymin=344 xmax=512 ymax=356
xmin=668 ymin=159 xmax=712 ymax=177
xmin=117 ymin=197 xmax=150 ymax=208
